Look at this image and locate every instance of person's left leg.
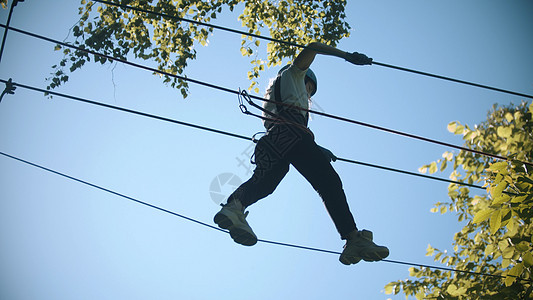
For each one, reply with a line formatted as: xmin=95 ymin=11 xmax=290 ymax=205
xmin=226 ymin=135 xmax=291 ymax=208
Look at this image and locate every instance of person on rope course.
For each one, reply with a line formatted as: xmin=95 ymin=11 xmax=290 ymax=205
xmin=214 ymin=42 xmax=389 ymax=265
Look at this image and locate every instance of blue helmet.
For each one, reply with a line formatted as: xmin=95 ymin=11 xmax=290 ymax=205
xmin=279 ymin=65 xmax=317 ymax=96
xmin=305 ymin=68 xmax=317 ymax=96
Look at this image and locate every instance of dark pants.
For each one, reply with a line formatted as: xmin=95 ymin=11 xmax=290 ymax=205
xmin=227 ymin=121 xmax=357 ymax=239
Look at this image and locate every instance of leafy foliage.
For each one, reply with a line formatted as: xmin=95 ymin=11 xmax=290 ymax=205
xmin=1 ymin=0 xmax=7 ymax=10
xmin=46 ymin=0 xmax=350 ymax=97
xmin=385 ymin=102 xmax=533 ymax=299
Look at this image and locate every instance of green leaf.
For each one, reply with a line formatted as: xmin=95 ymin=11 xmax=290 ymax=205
xmin=488 ymin=161 xmax=508 ymax=173
xmin=505 ymin=263 xmax=524 ymax=287
xmin=515 ymin=241 xmax=530 ymax=252
xmin=523 ymin=251 xmax=533 ymax=267
xmin=415 ymin=291 xmax=425 ymax=300
xmin=485 ymin=244 xmax=494 ymax=256
xmin=490 ymin=209 xmax=501 ymax=234
xmin=502 ymin=258 xmax=511 ymax=268
xmin=446 ymin=284 xmax=466 ymax=296
xmin=506 ymin=217 xmax=517 ymax=235
xmin=454 ymin=124 xmax=465 ymax=134
xmin=384 ymin=283 xmax=394 ymax=295
xmin=497 ymin=126 xmax=512 ymax=138
xmin=394 ymin=284 xmax=400 ymax=295
xmin=505 ymin=275 xmax=515 ymax=287
xmin=442 ymin=151 xmax=453 ymax=161
xmin=473 ymin=208 xmax=492 ymax=224
xmin=499 ymin=239 xmax=509 ymax=251
xmin=511 ymin=195 xmax=528 ymax=203
xmin=491 ymin=181 xmax=507 ymax=199
xmin=426 ymin=244 xmax=435 ymax=256
xmin=446 ymin=284 xmax=458 ymax=294
xmin=429 ymin=161 xmax=438 ymax=174
xmin=502 ymin=247 xmax=514 ymax=259
xmin=447 ymin=122 xmax=456 ymax=132
xmin=418 ymin=165 xmax=428 ymax=174
xmin=504 ymin=112 xmax=514 ymax=122
xmin=492 ymin=194 xmax=510 ymax=205
xmin=440 ymin=159 xmax=448 ymax=171
xmin=500 ymin=208 xmax=511 ymax=226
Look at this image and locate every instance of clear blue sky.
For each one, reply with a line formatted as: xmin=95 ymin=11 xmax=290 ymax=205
xmin=1 ymin=1 xmax=532 ymax=299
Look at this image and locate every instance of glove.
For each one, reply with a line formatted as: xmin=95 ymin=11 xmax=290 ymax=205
xmin=318 ymin=145 xmax=337 ymax=163
xmin=0 ymin=78 xmax=16 ymax=103
xmin=345 ymin=52 xmax=373 ymax=65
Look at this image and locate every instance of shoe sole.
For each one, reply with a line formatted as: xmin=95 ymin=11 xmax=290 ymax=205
xmin=214 ymin=213 xmax=257 ymax=246
xmin=214 ymin=212 xmax=233 ymax=229
xmin=229 ymin=227 xmax=257 ymax=246
xmin=361 ymin=248 xmax=389 ymax=262
xmin=339 ymin=255 xmax=362 ymax=265
xmin=340 ymin=246 xmax=389 ymax=265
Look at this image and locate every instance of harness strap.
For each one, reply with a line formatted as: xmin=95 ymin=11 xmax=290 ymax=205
xmin=274 ymin=75 xmax=283 ymax=112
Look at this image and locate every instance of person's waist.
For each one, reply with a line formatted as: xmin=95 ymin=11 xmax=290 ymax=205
xmin=267 ymin=109 xmax=308 ymax=129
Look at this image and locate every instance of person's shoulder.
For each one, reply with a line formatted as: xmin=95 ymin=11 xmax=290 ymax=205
xmin=284 ymin=64 xmax=306 ymax=77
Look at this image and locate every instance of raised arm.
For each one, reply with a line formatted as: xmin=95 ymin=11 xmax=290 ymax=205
xmin=293 ymin=42 xmax=372 ymax=71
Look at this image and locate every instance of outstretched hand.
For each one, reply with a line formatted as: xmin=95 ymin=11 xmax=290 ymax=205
xmin=345 ymin=52 xmax=373 ymax=65
xmin=0 ymin=78 xmax=16 ymax=103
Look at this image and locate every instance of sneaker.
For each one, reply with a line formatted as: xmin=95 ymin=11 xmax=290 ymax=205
xmin=339 ymin=230 xmax=389 ymax=265
xmin=214 ymin=200 xmax=257 ymax=246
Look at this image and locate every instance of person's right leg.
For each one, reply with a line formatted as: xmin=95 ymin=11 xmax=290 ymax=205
xmin=285 ymin=134 xmax=357 ymax=238
xmin=286 ymin=133 xmax=389 ymax=264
